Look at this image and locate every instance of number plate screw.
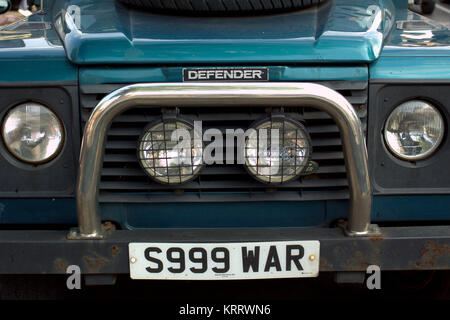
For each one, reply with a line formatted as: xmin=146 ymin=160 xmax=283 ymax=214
xmin=130 ymin=257 xmax=137 ymax=264
xmin=309 ymin=254 xmax=316 ymax=261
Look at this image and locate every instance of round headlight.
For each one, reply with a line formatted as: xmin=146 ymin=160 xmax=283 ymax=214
xmin=384 ymin=100 xmax=444 ymax=161
xmin=1 ymin=102 xmax=65 ymax=164
xmin=138 ymin=119 xmax=203 ymax=184
xmin=244 ymin=116 xmax=311 ymax=184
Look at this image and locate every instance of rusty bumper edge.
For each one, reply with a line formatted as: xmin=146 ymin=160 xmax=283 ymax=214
xmin=0 ymin=226 xmax=449 ymax=274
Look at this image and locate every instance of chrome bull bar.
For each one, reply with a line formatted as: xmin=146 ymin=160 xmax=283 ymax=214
xmin=70 ymin=83 xmax=379 ymax=239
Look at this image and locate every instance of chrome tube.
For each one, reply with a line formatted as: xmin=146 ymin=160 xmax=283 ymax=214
xmin=74 ymin=83 xmax=372 ymax=239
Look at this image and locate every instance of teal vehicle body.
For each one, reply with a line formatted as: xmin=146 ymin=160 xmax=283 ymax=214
xmin=0 ymin=0 xmax=449 ymax=280
xmin=0 ymin=0 xmax=449 ymax=230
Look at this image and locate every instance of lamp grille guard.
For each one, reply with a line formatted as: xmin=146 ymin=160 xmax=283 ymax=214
xmin=71 ymin=83 xmax=378 ymax=239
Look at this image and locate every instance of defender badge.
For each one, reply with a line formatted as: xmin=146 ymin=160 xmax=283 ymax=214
xmin=183 ymin=68 xmax=269 ymax=82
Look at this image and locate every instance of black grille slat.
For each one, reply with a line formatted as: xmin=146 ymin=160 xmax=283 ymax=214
xmin=100 ymin=165 xmax=346 ymax=177
xmin=99 ymin=178 xmax=349 ymax=191
xmin=105 ymin=122 xmax=366 ymax=136
xmin=102 ymin=150 xmax=345 ymax=163
xmin=316 ymin=81 xmax=367 ymax=91
xmin=105 ymin=137 xmax=343 ymax=150
xmin=81 ymin=84 xmax=124 ymax=95
xmin=98 ymin=189 xmax=350 ymax=203
xmin=345 ymin=96 xmax=367 ymax=105
xmin=80 ymin=81 xmax=368 ymax=203
xmin=79 ymin=81 xmax=367 ymax=96
xmin=84 ymin=110 xmax=366 ymax=123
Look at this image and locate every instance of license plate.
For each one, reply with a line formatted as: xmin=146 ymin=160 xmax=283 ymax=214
xmin=129 ymin=241 xmax=320 ymax=280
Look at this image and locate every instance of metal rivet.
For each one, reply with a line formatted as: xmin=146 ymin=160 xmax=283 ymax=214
xmin=130 ymin=257 xmax=137 ymax=264
xmin=309 ymin=254 xmax=316 ymax=261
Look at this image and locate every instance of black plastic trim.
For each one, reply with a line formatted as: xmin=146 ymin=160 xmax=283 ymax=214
xmin=368 ymin=83 xmax=450 ymax=195
xmin=0 ymin=85 xmax=80 ymax=197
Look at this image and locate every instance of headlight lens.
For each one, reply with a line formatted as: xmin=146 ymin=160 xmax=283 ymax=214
xmin=245 ymin=116 xmax=311 ymax=184
xmin=1 ymin=103 xmax=65 ymax=164
xmin=138 ymin=119 xmax=203 ymax=184
xmin=384 ymin=100 xmax=444 ymax=161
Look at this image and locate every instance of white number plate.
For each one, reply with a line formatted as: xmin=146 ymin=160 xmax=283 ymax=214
xmin=129 ymin=241 xmax=320 ymax=280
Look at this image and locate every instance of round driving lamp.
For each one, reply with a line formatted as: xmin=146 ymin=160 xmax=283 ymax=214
xmin=244 ymin=116 xmax=311 ymax=184
xmin=1 ymin=102 xmax=65 ymax=164
xmin=384 ymin=100 xmax=444 ymax=161
xmin=138 ymin=118 xmax=203 ymax=184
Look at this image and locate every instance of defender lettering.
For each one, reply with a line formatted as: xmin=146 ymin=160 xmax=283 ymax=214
xmin=184 ymin=68 xmax=268 ymax=81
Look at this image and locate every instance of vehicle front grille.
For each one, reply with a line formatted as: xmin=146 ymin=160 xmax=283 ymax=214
xmin=79 ymin=81 xmax=367 ymax=203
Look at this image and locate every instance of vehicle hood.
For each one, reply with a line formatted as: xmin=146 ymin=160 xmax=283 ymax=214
xmin=53 ymin=0 xmax=396 ymax=65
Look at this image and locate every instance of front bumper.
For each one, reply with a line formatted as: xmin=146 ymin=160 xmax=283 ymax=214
xmin=0 ymin=226 xmax=449 ymax=275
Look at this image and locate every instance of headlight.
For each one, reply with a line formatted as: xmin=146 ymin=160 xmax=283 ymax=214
xmin=1 ymin=102 xmax=65 ymax=164
xmin=138 ymin=118 xmax=203 ymax=184
xmin=244 ymin=116 xmax=311 ymax=184
xmin=384 ymin=100 xmax=444 ymax=161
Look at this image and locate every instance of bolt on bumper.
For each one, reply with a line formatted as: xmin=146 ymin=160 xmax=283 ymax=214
xmin=1 ymin=226 xmax=449 ymax=274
